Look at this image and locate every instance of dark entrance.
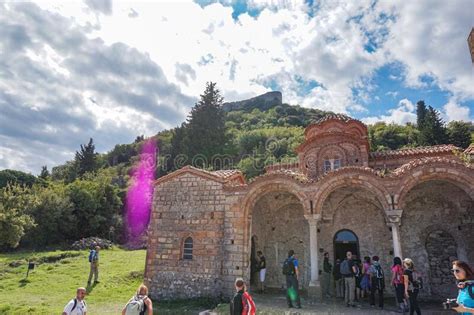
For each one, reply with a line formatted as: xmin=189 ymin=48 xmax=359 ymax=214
xmin=250 ymin=235 xmax=258 ymax=286
xmin=334 ymin=229 xmax=359 ymax=261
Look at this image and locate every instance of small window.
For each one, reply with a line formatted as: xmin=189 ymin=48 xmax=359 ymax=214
xmin=333 ymin=159 xmax=341 ymax=170
xmin=324 ymin=160 xmax=332 ymax=172
xmin=183 ymin=237 xmax=193 ymax=260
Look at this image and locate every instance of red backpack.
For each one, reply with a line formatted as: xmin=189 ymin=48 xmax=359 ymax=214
xmin=241 ymin=292 xmax=256 ymax=315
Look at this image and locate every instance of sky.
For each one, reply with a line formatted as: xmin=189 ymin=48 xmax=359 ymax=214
xmin=0 ymin=0 xmax=473 ymax=174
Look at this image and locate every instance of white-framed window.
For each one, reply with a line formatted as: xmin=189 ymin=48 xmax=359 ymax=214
xmin=324 ymin=158 xmax=342 ymax=172
xmin=324 ymin=160 xmax=332 ymax=172
xmin=183 ymin=237 xmax=193 ymax=260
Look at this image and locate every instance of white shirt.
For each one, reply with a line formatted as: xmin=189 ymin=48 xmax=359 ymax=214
xmin=63 ymin=298 xmax=87 ymax=315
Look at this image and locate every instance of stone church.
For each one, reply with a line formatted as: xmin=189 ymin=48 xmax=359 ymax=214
xmin=144 ymin=114 xmax=474 ymax=300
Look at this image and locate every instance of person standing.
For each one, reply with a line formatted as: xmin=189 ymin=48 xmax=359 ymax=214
xmin=403 ymin=258 xmax=421 ymax=315
xmin=392 ymin=257 xmax=408 ymax=313
xmin=256 ymin=251 xmax=266 ymax=294
xmin=62 ymin=287 xmax=87 ymax=315
xmin=369 ymin=256 xmax=385 ymax=309
xmin=333 ymin=259 xmax=344 ymax=298
xmin=122 ymin=284 xmax=153 ymax=315
xmin=341 ymin=251 xmax=357 ymax=307
xmin=87 ymin=245 xmax=100 ymax=286
xmin=322 ymin=252 xmax=332 ymax=298
xmin=451 ymin=260 xmax=474 ymax=314
xmin=360 ymin=256 xmax=371 ymax=299
xmin=283 ymin=250 xmax=301 ymax=309
xmin=230 ymin=278 xmax=256 ymax=315
xmin=353 ymin=255 xmax=362 ymax=301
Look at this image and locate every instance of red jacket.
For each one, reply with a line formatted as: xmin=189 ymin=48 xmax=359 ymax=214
xmin=242 ymin=292 xmax=256 ymax=315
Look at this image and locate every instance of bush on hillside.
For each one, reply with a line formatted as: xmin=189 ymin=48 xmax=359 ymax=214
xmin=71 ymin=237 xmax=113 ymax=250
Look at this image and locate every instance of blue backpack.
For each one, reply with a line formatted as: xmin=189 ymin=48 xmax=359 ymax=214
xmin=88 ymin=250 xmax=96 ymax=263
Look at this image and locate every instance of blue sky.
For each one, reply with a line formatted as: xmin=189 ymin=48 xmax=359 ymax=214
xmin=0 ymin=0 xmax=473 ymax=173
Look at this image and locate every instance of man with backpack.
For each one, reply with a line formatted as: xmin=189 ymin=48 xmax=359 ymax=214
xmin=62 ymin=287 xmax=87 ymax=315
xmin=282 ymin=250 xmax=301 ymax=309
xmin=230 ymin=278 xmax=256 ymax=315
xmin=122 ymin=284 xmax=153 ymax=315
xmin=340 ymin=251 xmax=357 ymax=307
xmin=323 ymin=252 xmax=333 ymax=298
xmin=87 ymin=245 xmax=100 ymax=286
xmin=369 ymin=255 xmax=385 ymax=309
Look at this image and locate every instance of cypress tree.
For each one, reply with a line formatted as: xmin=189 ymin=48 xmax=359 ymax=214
xmin=185 ymin=82 xmax=227 ymax=168
xmin=75 ymin=138 xmax=98 ymax=176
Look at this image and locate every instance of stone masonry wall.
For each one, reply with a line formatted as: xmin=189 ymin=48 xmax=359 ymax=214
xmin=401 ymin=180 xmax=474 ymax=298
xmin=145 ymin=173 xmax=227 ymax=300
xmin=319 ymin=187 xmax=393 ymax=292
xmin=252 ymin=192 xmax=310 ymax=289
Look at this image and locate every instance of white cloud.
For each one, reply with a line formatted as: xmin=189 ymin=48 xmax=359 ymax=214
xmin=443 ymin=99 xmax=472 ymax=122
xmin=378 ymin=0 xmax=473 ymax=100
xmin=363 ymin=98 xmax=417 ymax=125
xmin=1 ymin=0 xmax=473 ymax=173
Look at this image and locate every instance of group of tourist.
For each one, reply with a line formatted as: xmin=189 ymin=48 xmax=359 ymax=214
xmin=328 ymin=251 xmax=474 ymax=314
xmin=250 ymin=249 xmax=474 ymax=314
xmin=62 ymin=245 xmax=473 ymax=315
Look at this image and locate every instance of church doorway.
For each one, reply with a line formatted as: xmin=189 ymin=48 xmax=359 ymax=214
xmin=333 ymin=229 xmax=359 ymax=261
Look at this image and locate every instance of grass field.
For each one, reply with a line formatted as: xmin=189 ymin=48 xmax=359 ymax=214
xmin=0 ymin=247 xmax=215 ymax=314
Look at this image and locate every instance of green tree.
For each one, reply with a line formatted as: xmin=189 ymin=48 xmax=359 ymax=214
xmin=75 ymin=138 xmax=98 ymax=176
xmin=23 ymin=183 xmax=75 ymax=247
xmin=39 ymin=165 xmax=50 ymax=180
xmin=0 ymin=184 xmax=36 ymax=248
xmin=167 ymin=124 xmax=189 ymax=172
xmin=416 ymin=100 xmax=427 ymax=129
xmin=67 ymin=172 xmax=122 ymax=239
xmin=447 ymin=121 xmax=472 ymax=148
xmin=417 ymin=103 xmax=448 ymax=146
xmin=51 ymin=161 xmax=78 ymax=183
xmin=0 ymin=169 xmax=37 ymax=189
xmin=368 ymin=122 xmax=419 ymax=151
xmin=185 ymin=82 xmax=227 ymax=168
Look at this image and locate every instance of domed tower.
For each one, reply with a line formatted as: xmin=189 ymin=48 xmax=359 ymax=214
xmin=296 ymin=114 xmax=370 ymax=178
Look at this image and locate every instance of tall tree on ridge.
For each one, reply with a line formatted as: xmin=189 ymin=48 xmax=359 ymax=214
xmin=75 ymin=138 xmax=98 ymax=176
xmin=185 ymin=82 xmax=227 ymax=169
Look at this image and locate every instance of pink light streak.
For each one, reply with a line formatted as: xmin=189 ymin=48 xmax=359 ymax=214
xmin=126 ymin=139 xmax=157 ymax=238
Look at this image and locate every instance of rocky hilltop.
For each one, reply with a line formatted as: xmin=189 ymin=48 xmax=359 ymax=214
xmin=222 ymin=91 xmax=282 ymax=112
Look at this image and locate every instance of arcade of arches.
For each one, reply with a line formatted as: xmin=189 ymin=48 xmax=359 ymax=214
xmin=145 ymin=114 xmax=474 ymax=300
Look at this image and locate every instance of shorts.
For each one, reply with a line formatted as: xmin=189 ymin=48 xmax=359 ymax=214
xmin=259 ymin=268 xmax=266 ymax=282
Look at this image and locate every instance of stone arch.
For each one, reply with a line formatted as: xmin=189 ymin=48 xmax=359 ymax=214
xmin=239 ymin=175 xmax=310 ymax=285
xmin=312 ymin=169 xmax=391 ymax=218
xmin=242 ymin=175 xmax=310 ymax=219
xmin=424 ymin=228 xmax=458 ymax=297
xmin=245 ymin=180 xmax=310 ymax=288
xmin=395 ymin=160 xmax=474 ymax=209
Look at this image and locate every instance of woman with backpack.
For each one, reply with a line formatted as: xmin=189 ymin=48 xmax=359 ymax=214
xmin=392 ymin=257 xmax=408 ymax=313
xmin=451 ymin=260 xmax=474 ymax=314
xmin=122 ymin=284 xmax=153 ymax=315
xmin=360 ymin=256 xmax=372 ymax=299
xmin=403 ymin=258 xmax=421 ymax=315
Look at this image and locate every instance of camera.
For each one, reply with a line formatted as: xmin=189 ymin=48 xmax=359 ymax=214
xmin=442 ymin=299 xmax=459 ymax=310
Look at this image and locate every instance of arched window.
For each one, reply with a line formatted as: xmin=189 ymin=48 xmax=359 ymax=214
xmin=333 ymin=158 xmax=341 ymax=170
xmin=183 ymin=237 xmax=193 ymax=260
xmin=324 ymin=160 xmax=332 ymax=172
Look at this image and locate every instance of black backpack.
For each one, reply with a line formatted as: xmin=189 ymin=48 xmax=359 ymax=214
xmin=71 ymin=298 xmax=86 ymax=313
xmin=282 ymin=257 xmax=295 ymax=275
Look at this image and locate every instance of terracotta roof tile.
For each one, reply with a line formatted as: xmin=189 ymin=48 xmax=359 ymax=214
xmin=311 ymin=113 xmax=360 ymax=125
xmin=464 ymin=144 xmax=474 ymax=155
xmin=210 ymin=169 xmax=242 ymax=179
xmin=370 ymin=144 xmax=460 ymax=158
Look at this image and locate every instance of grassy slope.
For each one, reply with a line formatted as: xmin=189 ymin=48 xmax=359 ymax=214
xmin=0 ymin=248 xmax=145 ymax=314
xmin=0 ymin=248 xmax=216 ymax=314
